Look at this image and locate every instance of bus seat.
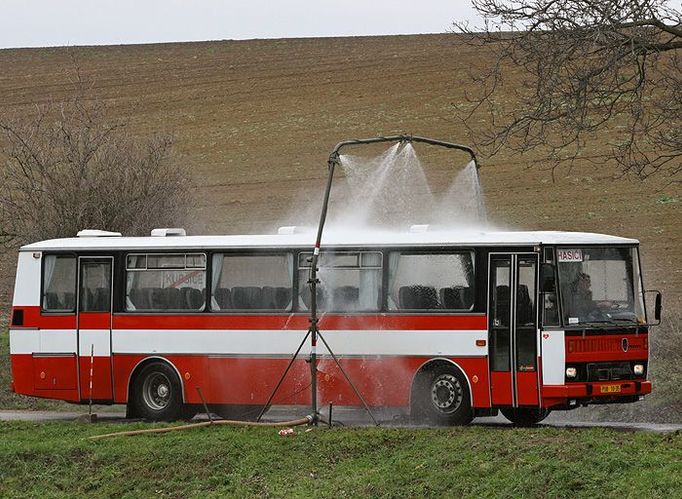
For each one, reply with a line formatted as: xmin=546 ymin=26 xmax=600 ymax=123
xmin=495 ymin=285 xmax=510 ymax=326
xmin=275 ymin=287 xmax=291 ymax=309
xmin=417 ymin=286 xmax=439 ymax=309
xmin=333 ymin=286 xmax=359 ymax=311
xmin=131 ymin=288 xmax=151 ymax=310
xmin=461 ymin=286 xmax=473 ymax=308
xmin=150 ymin=288 xmax=167 ymax=309
xmin=261 ymin=286 xmax=278 ymax=309
xmin=440 ymin=287 xmax=465 ymax=310
xmin=232 ymin=286 xmax=262 ymax=309
xmin=63 ymin=292 xmax=76 ymax=310
xmin=261 ymin=286 xmax=291 ymax=310
xmin=214 ymin=288 xmax=232 ymax=310
xmin=165 ymin=287 xmax=183 ymax=310
xmin=128 ymin=289 xmax=140 ymax=309
xmin=44 ymin=292 xmax=61 ymax=310
xmin=398 ymin=286 xmax=415 ymax=309
xmin=182 ymin=287 xmax=204 ymax=310
xmin=299 ymin=286 xmax=327 ymax=310
xmin=516 ymin=284 xmax=534 ymax=325
xmin=399 ymin=285 xmax=439 ymax=309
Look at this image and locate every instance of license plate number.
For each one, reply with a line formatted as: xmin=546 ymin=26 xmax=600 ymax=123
xmin=600 ymin=385 xmax=622 ymax=394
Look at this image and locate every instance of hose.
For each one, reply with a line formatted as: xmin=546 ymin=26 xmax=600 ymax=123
xmin=89 ymin=416 xmax=313 ymax=440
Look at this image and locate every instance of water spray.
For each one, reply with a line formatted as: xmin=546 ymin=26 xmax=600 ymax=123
xmin=260 ymin=134 xmax=479 ymax=427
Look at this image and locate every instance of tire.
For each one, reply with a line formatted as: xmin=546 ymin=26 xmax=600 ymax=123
xmin=130 ymin=362 xmax=185 ymax=422
xmin=412 ymin=364 xmax=473 ymax=426
xmin=501 ymin=407 xmax=551 ymax=426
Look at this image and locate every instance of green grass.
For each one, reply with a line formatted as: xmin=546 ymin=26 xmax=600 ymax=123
xmin=0 ymin=421 xmax=680 ymax=498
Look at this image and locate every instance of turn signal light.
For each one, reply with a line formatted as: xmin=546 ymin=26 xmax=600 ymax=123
xmin=476 ymin=340 xmax=487 ymax=347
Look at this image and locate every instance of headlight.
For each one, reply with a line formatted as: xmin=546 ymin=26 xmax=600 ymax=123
xmin=566 ymin=367 xmax=577 ymax=378
xmin=633 ymin=364 xmax=645 ymax=376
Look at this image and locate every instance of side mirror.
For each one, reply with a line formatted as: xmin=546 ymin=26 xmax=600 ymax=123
xmin=540 ymin=263 xmax=556 ymax=293
xmin=645 ymin=290 xmax=662 ymax=325
xmin=655 ymin=292 xmax=662 ymax=322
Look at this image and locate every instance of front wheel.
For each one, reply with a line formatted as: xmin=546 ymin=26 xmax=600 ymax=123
xmin=130 ymin=362 xmax=185 ymax=421
xmin=501 ymin=407 xmax=551 ymax=426
xmin=412 ymin=365 xmax=473 ymax=426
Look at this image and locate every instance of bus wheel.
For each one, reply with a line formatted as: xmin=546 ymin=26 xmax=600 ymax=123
xmin=131 ymin=362 xmax=184 ymax=421
xmin=501 ymin=408 xmax=551 ymax=426
xmin=413 ymin=365 xmax=473 ymax=426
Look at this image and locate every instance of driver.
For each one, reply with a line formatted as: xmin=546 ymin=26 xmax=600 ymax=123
xmin=569 ymin=272 xmax=603 ymax=321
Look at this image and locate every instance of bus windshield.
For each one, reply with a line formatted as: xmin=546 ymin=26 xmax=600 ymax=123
xmin=557 ymin=246 xmax=645 ymax=326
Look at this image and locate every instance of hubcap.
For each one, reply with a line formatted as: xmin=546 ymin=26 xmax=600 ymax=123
xmin=431 ymin=374 xmax=463 ymax=414
xmin=142 ymin=372 xmax=172 ymax=410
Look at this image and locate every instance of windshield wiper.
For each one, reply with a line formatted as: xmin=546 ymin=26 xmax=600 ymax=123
xmin=572 ymin=320 xmax=616 ymax=329
xmin=607 ymin=317 xmax=640 ymax=325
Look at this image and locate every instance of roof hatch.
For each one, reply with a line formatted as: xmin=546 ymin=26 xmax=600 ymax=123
xmin=76 ymin=229 xmax=122 ymax=237
xmin=150 ymin=228 xmax=187 ymax=237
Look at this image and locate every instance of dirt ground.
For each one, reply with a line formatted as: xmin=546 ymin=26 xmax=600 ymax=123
xmin=0 ymin=34 xmax=679 ymax=307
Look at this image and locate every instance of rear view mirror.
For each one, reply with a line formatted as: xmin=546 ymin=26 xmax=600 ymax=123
xmin=645 ymin=290 xmax=662 ymax=325
xmin=540 ymin=263 xmax=556 ymax=293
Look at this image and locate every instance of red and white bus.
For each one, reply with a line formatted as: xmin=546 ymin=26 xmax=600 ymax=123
xmin=7 ymin=227 xmax=657 ymax=425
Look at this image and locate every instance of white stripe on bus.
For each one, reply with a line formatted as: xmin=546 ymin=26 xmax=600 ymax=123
xmin=11 ymin=329 xmax=489 ymax=357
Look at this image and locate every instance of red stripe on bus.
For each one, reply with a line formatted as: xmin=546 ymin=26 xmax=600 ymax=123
xmin=111 ymin=314 xmax=488 ymax=331
xmin=12 ymin=306 xmax=488 ymax=331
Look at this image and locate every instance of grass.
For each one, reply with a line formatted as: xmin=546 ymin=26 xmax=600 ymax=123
xmin=0 ymin=421 xmax=680 ymax=498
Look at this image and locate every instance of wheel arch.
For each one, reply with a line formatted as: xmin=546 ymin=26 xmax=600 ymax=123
xmin=126 ymin=356 xmax=186 ymax=404
xmin=409 ymin=357 xmax=473 ymax=407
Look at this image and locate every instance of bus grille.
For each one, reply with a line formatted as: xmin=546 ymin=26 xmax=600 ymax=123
xmin=568 ymin=337 xmax=622 ymax=354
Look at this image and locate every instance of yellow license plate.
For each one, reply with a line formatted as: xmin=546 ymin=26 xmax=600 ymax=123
xmin=600 ymin=385 xmax=622 ymax=394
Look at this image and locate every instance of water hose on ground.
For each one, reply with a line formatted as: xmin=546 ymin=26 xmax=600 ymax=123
xmin=89 ymin=416 xmax=313 ymax=440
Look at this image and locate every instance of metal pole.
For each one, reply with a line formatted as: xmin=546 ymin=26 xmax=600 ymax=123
xmin=88 ymin=343 xmax=94 ymax=416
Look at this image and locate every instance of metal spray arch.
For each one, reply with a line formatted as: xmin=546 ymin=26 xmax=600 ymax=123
xmin=258 ymin=134 xmax=479 ymax=425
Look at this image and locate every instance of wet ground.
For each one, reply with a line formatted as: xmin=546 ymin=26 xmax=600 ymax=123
xmin=2 ymin=407 xmax=680 ymax=433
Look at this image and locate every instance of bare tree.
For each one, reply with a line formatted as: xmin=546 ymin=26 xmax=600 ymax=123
xmin=0 ymin=81 xmax=190 ymax=247
xmin=455 ymin=0 xmax=682 ymax=179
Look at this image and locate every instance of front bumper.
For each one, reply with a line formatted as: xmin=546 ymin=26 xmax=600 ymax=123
xmin=543 ymin=380 xmax=651 ymax=408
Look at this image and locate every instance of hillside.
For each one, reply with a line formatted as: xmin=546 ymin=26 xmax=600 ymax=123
xmin=0 ymin=34 xmax=678 ymax=305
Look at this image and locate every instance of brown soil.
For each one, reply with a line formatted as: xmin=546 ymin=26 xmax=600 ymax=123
xmin=0 ymin=34 xmax=680 ymax=306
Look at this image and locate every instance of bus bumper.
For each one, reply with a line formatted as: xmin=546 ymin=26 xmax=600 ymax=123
xmin=543 ymin=380 xmax=652 ymax=407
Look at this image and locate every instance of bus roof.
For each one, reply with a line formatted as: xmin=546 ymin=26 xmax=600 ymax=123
xmin=20 ymin=229 xmax=639 ymax=252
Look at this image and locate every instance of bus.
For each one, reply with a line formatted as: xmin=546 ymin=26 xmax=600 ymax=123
xmin=7 ymin=226 xmax=658 ymax=425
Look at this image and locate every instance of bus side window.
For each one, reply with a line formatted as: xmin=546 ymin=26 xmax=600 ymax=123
xmin=211 ymin=253 xmax=293 ymax=311
xmin=297 ymin=251 xmax=382 ymax=312
xmin=79 ymin=261 xmax=112 ymax=312
xmin=125 ymin=253 xmax=207 ymax=312
xmin=387 ymin=252 xmax=475 ymax=311
xmin=42 ymin=254 xmax=77 ymax=312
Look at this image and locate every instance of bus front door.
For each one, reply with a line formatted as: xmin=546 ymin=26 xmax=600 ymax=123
xmin=488 ymin=254 xmax=540 ymax=408
xmin=76 ymin=256 xmax=114 ymax=402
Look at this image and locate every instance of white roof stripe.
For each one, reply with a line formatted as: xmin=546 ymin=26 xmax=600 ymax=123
xmin=20 ymin=229 xmax=638 ymax=251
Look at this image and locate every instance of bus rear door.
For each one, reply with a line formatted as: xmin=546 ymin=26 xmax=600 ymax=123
xmin=77 ymin=256 xmax=114 ymax=402
xmin=488 ymin=253 xmax=540 ymax=407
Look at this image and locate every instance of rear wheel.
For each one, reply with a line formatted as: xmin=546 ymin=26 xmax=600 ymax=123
xmin=412 ymin=365 xmax=473 ymax=426
xmin=130 ymin=362 xmax=185 ymax=421
xmin=501 ymin=407 xmax=551 ymax=426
